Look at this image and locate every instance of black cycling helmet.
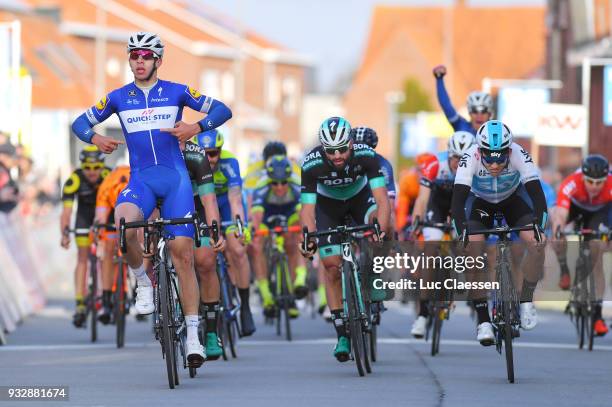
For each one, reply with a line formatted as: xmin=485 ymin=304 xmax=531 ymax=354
xmin=79 ymin=145 xmax=104 ymax=163
xmin=266 ymin=155 xmax=292 ymax=181
xmin=263 ymin=141 xmax=287 ymax=162
xmin=350 ymin=126 xmax=378 ymax=149
xmin=582 ymin=154 xmax=609 ymax=179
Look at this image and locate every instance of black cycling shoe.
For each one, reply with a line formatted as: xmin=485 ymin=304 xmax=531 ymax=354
xmin=240 ymin=307 xmax=256 ymax=337
xmin=263 ymin=304 xmax=276 ymax=319
xmin=294 ymin=285 xmax=308 ymax=300
xmin=98 ymin=305 xmax=112 ymax=325
xmin=72 ymin=310 xmax=87 ymax=328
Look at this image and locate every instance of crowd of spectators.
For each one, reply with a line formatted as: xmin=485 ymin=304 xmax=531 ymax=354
xmin=0 ymin=132 xmax=60 ymax=218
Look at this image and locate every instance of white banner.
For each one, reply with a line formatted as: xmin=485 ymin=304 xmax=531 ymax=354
xmin=533 ymin=103 xmax=587 ymax=147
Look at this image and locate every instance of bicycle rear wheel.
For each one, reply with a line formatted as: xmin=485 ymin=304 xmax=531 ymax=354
xmin=115 ymin=259 xmax=126 ymax=349
xmin=431 ymin=309 xmax=442 ymax=357
xmin=158 ymin=263 xmax=176 ymax=389
xmin=502 ymin=301 xmax=515 ymax=383
xmin=89 ymin=259 xmax=98 ymax=343
xmin=280 ymin=263 xmax=292 ymax=342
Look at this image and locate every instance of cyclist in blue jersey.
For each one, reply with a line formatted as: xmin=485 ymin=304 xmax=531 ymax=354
xmin=70 ymin=32 xmax=232 ymax=367
xmin=432 ymin=65 xmax=493 ymax=134
xmin=192 ymin=129 xmax=257 ymax=336
xmin=350 ymin=126 xmax=397 ymax=236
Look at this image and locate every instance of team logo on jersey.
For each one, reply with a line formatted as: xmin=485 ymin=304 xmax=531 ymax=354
xmin=95 ymin=96 xmax=108 ymax=113
xmin=203 ymin=136 xmax=212 ymax=145
xmin=186 ymin=86 xmax=202 ymax=101
xmin=128 ymin=90 xmax=137 ymax=97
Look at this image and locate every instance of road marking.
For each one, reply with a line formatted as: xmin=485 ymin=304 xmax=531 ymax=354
xmin=2 ymin=338 xmax=612 ymax=352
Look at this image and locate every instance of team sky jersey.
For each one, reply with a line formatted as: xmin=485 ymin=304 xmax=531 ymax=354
xmin=183 ymin=141 xmax=215 ymax=197
xmin=436 ymin=77 xmax=475 ymax=134
xmin=300 ymin=144 xmax=386 ymax=204
xmin=557 ymin=171 xmax=612 ymax=211
xmin=84 ymin=80 xmax=215 ymax=171
xmin=377 ymin=153 xmax=396 ymax=199
xmin=418 ymin=151 xmax=455 ymax=192
xmin=63 ymin=167 xmax=111 ymax=209
xmin=454 ymin=143 xmax=540 ymax=203
xmin=96 ymin=166 xmax=130 ymax=210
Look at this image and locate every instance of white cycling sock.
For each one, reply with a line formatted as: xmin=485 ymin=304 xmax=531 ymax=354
xmin=185 ymin=315 xmax=199 ymax=343
xmin=129 ymin=264 xmax=150 ymax=286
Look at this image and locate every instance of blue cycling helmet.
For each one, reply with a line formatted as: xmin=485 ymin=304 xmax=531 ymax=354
xmin=193 ymin=129 xmax=224 ymax=149
xmin=266 ymin=155 xmax=292 ymax=181
xmin=350 ymin=126 xmax=378 ymax=149
xmin=476 ymin=120 xmax=512 ymax=151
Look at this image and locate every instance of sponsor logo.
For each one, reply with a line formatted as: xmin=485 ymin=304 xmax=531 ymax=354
xmin=475 ymin=209 xmax=489 ymax=219
xmin=342 ymin=244 xmax=351 ymax=259
xmin=520 ymin=148 xmax=533 ymax=164
xmin=151 ymin=98 xmax=169 ymax=102
xmin=490 ymin=152 xmax=501 ymax=158
xmin=95 ymin=96 xmax=108 ymax=112
xmin=562 ymin=180 xmax=576 ymax=196
xmin=158 ymin=87 xmax=163 ymax=97
xmin=323 ymin=178 xmax=353 ymax=186
xmin=187 ymin=86 xmax=202 ymax=100
xmin=303 ymin=151 xmax=322 ymax=163
xmin=206 ymin=120 xmax=213 ymax=128
xmin=128 ymin=90 xmax=137 ymax=97
xmin=125 ymin=109 xmax=172 ymax=124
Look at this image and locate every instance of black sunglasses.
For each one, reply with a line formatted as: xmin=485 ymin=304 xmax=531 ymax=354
xmin=271 ymin=180 xmax=288 ymax=186
xmin=324 ymin=145 xmax=350 ymax=155
xmin=205 ymin=149 xmax=220 ymax=158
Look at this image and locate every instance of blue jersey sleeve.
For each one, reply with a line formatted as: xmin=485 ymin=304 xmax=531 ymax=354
xmin=540 ymin=180 xmax=557 ymax=208
xmin=224 ymin=157 xmax=243 ymax=189
xmin=251 ymin=186 xmax=268 ymax=210
xmin=181 ymin=85 xmax=232 ymax=130
xmin=378 ymin=155 xmax=396 ymax=198
xmin=436 ymin=77 xmax=473 ymax=132
xmin=72 ymin=91 xmax=117 ymax=143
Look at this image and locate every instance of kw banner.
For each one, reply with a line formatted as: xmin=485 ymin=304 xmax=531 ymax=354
xmin=533 ymin=103 xmax=587 ymax=147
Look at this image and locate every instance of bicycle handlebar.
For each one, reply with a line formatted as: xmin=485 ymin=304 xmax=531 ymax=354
xmin=254 ymin=225 xmax=301 ymax=237
xmin=118 ymin=216 xmax=215 ymax=255
xmin=301 ymin=219 xmax=382 ymax=254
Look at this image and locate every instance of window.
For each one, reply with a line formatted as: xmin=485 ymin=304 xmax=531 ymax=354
xmin=201 ymin=70 xmax=220 ymax=98
xmin=221 ymin=71 xmax=234 ymax=103
xmin=281 ymin=76 xmax=299 ymax=116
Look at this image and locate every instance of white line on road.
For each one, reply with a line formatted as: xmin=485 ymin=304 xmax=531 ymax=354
xmin=2 ymin=338 xmax=612 ymax=352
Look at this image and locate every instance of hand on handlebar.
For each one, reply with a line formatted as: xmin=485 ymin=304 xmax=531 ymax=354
xmin=211 ymin=234 xmax=226 ymax=252
xmin=299 ymin=239 xmax=317 ymax=259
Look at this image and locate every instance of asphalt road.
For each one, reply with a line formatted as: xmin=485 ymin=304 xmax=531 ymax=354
xmin=2 ymin=298 xmax=612 ymax=407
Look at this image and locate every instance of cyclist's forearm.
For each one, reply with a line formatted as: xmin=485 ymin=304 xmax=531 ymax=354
xmin=411 ymin=187 xmax=430 ymax=221
xmin=71 ymin=112 xmax=96 ymax=143
xmin=436 ymin=77 xmax=459 ymax=123
xmin=300 ymin=204 xmax=316 ymax=233
xmin=60 ymin=206 xmax=72 ymax=231
xmin=95 ymin=207 xmax=109 ymax=225
xmin=451 ymin=184 xmax=470 ymax=234
xmin=250 ymin=210 xmax=263 ymax=231
xmin=228 ymin=187 xmax=244 ymax=221
xmin=373 ymin=188 xmax=391 ymax=233
xmin=524 ymin=180 xmax=548 ymax=229
xmin=198 ymin=100 xmax=232 ymax=131
xmin=200 ymin=194 xmax=221 ymax=226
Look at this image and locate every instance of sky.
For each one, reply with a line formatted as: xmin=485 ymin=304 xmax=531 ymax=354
xmin=200 ymin=0 xmax=546 ymax=93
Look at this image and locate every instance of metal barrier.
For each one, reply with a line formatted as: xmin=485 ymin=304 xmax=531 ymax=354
xmin=0 ymin=212 xmax=46 ymax=344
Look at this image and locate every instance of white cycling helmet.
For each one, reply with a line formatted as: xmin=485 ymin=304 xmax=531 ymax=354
xmin=476 ymin=120 xmax=513 ymax=151
xmin=448 ymin=131 xmax=475 ymax=157
xmin=127 ymin=32 xmax=164 ymax=57
xmin=319 ymin=117 xmax=352 ymax=149
xmin=467 ymin=91 xmax=493 ymax=114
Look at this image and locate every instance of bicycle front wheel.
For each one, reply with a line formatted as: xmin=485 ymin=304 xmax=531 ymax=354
xmin=502 ymin=300 xmax=515 ymax=383
xmin=115 ymin=259 xmax=126 ymax=349
xmin=158 ymin=263 xmax=177 ymax=389
xmin=431 ymin=308 xmax=442 ymax=357
xmin=89 ymin=259 xmax=98 ymax=343
xmin=345 ymin=263 xmax=366 ymax=377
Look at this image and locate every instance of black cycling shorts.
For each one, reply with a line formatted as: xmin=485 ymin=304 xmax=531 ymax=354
xmin=315 ymin=186 xmax=377 ymax=258
xmin=465 ymin=185 xmax=534 ymax=231
xmin=568 ymin=202 xmax=611 ymax=230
